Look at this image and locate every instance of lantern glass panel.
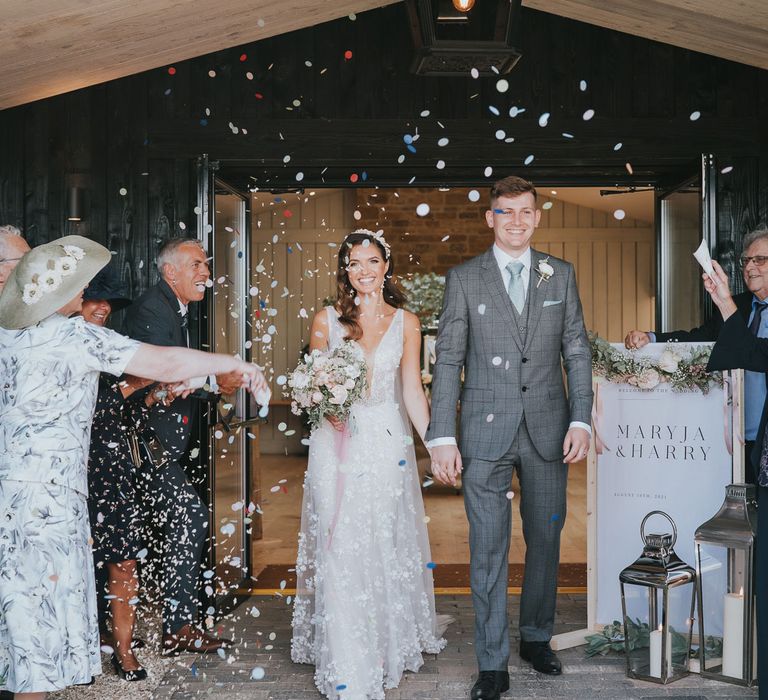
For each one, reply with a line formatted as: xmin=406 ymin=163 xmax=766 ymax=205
xmin=622 ymin=581 xmax=693 ymax=680
xmin=696 ymin=541 xmax=750 ymax=679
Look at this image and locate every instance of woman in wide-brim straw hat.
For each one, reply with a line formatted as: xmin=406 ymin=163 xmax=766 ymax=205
xmin=0 ymin=236 xmax=267 ymax=699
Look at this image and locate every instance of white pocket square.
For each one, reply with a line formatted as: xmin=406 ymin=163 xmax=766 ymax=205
xmin=543 ymin=300 xmax=563 ymax=307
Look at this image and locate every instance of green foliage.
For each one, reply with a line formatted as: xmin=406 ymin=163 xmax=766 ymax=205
xmin=585 ymin=618 xmax=692 ymax=662
xmin=589 ymin=332 xmax=722 ymax=394
xmin=401 ymin=272 xmax=445 ymax=328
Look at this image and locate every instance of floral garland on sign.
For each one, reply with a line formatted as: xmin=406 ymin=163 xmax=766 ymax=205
xmin=589 ymin=333 xmax=722 ymax=394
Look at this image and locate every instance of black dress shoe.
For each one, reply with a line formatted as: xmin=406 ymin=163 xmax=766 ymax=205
xmin=111 ymin=653 xmax=148 ymax=682
xmin=470 ymin=670 xmax=510 ymax=699
xmin=519 ymin=641 xmax=562 ymax=675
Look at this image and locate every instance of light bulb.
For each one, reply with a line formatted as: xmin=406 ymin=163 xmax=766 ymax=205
xmin=452 ymin=0 xmax=475 ymax=11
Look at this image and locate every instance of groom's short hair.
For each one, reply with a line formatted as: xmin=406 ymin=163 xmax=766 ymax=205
xmin=490 ymin=176 xmax=537 ymax=205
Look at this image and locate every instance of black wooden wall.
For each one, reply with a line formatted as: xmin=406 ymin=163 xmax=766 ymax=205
xmin=0 ymin=3 xmax=766 ymax=298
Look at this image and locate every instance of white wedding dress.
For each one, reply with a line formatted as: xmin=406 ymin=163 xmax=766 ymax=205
xmin=291 ymin=307 xmax=447 ymax=700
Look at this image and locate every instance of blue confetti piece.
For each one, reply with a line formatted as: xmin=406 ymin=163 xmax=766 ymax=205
xmin=550 ymin=514 xmax=560 ymax=522
xmin=426 ymin=561 xmax=437 ymax=569
xmin=260 ymin=300 xmax=267 ymax=309
xmin=336 ymin=684 xmax=347 ymax=691
xmin=403 ymin=134 xmax=413 ymax=144
xmin=406 ymin=144 xmax=417 ymax=154
xmin=237 ymin=251 xmax=243 ymax=258
xmin=274 ymin=197 xmax=284 ymax=203
xmin=398 ymin=459 xmax=406 ymax=466
xmin=361 ymin=171 xmax=368 ymax=181
xmin=199 ymin=118 xmax=208 ymax=126
xmin=287 ymin=246 xmax=293 ymax=253
xmin=191 ymin=662 xmax=199 ymax=677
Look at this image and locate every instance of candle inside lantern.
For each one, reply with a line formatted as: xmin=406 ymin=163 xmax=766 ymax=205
xmin=722 ymin=588 xmax=744 ymax=678
xmin=649 ymin=624 xmax=672 ymax=678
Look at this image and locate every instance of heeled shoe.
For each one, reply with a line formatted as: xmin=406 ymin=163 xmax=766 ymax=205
xmin=111 ymin=653 xmax=148 ymax=682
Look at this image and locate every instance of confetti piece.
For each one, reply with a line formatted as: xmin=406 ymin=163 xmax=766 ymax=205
xmin=506 ymin=491 xmax=514 ymax=500
xmin=470 ymin=67 xmax=479 ymax=79
xmin=167 ymin=66 xmax=176 ymax=75
xmin=524 ymin=155 xmax=535 ymax=165
xmin=438 ymin=137 xmax=449 ymax=147
xmin=426 ymin=562 xmax=437 ymax=569
xmin=495 ymin=129 xmax=506 ymax=140
xmin=613 ymin=209 xmax=626 ymax=220
xmin=538 ymin=112 xmax=550 ymax=127
xmin=492 ymin=356 xmax=502 ymax=366
xmin=416 ymin=203 xmax=430 ymax=217
xmin=579 ymin=79 xmax=587 ymax=91
xmin=496 ymin=78 xmax=509 ymax=93
xmin=398 ymin=459 xmax=407 ymax=467
xmin=336 ymin=684 xmax=348 ymax=691
xmin=488 ymin=105 xmax=500 ymax=116
xmin=436 ymin=159 xmax=446 ymax=170
xmin=349 ymin=173 xmax=359 ymax=183
xmin=690 ymin=110 xmax=701 ymax=121
xmin=468 ymin=190 xmax=480 ymax=202
xmin=509 ymin=106 xmax=524 ymax=117
xmin=478 ymin=303 xmax=486 ymax=314
xmin=486 ymin=414 xmax=494 ymax=422
xmin=344 ymin=50 xmax=353 ymax=60
xmin=613 ymin=142 xmax=623 ymax=151
xmin=542 ymin=201 xmax=553 ymax=210
xmin=721 ymin=165 xmax=733 ymax=174
xmin=484 ymin=166 xmax=493 ymax=177
xmin=551 ymin=513 xmax=560 ymax=521
xmin=208 ymin=70 xmax=217 ymax=78
xmin=239 ymin=53 xmax=247 ymax=62
xmin=296 ymin=172 xmax=304 ymax=182
xmin=582 ymin=108 xmax=595 ymax=120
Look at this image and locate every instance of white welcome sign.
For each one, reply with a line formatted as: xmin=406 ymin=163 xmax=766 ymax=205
xmin=552 ymin=342 xmax=741 ymax=650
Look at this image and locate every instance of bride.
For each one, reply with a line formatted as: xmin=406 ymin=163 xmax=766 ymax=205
xmin=291 ymin=229 xmax=447 ymax=699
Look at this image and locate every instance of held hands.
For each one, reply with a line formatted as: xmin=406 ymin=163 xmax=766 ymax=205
xmin=215 ymin=370 xmax=244 ymax=395
xmin=624 ymin=330 xmax=651 ymax=350
xmin=563 ymin=427 xmax=590 ymax=464
xmin=430 ymin=444 xmax=463 ymax=487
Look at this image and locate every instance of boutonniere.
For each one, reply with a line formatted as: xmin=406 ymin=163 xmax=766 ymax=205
xmin=535 ymin=257 xmax=554 ymax=288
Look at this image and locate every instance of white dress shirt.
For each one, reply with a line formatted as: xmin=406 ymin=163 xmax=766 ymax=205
xmin=427 ymin=245 xmax=591 ymax=449
xmin=177 ymin=298 xmax=219 ymax=393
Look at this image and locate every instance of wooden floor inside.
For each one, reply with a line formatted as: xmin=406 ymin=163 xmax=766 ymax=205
xmin=250 ymin=453 xmax=587 ymax=586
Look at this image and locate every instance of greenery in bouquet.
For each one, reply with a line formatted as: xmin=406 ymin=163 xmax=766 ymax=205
xmin=401 ymin=272 xmax=445 ymax=328
xmin=287 ymin=341 xmax=368 ymax=431
xmin=590 ymin=332 xmax=722 ymax=394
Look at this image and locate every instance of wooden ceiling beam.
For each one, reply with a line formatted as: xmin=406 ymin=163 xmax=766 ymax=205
xmin=523 ymin=0 xmax=768 ymax=70
xmin=0 ymin=0 xmax=398 ymax=110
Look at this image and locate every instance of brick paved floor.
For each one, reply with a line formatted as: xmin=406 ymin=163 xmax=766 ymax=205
xmin=145 ymin=594 xmax=759 ymax=700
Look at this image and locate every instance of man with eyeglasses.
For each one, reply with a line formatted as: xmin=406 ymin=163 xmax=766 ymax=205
xmin=0 ymin=225 xmax=30 ymax=292
xmin=624 ymin=226 xmax=768 ymax=484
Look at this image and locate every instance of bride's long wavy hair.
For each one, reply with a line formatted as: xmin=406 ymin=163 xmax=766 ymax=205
xmin=335 ymin=230 xmax=407 ymax=341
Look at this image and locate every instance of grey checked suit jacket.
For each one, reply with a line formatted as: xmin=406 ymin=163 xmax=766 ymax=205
xmin=426 ymin=247 xmax=594 ymax=463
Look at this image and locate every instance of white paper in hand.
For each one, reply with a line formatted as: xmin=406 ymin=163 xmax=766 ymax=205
xmin=693 ymin=239 xmax=715 ymax=276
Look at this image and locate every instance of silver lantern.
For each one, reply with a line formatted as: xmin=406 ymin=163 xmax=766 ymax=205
xmin=619 ymin=510 xmax=696 ymax=683
xmin=694 ymin=483 xmax=757 ymax=686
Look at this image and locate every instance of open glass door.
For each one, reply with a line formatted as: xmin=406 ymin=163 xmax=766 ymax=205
xmin=207 ymin=174 xmax=254 ymax=601
xmin=656 ymin=155 xmax=717 ymax=332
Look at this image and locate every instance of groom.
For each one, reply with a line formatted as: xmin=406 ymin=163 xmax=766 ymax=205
xmin=427 ymin=176 xmax=593 ymax=699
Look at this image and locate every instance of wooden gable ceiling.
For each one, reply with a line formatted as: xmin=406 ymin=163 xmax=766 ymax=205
xmin=1 ymin=0 xmax=766 ymax=112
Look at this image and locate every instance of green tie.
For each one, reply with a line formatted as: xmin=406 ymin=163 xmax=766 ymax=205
xmin=506 ymin=261 xmax=525 ymax=314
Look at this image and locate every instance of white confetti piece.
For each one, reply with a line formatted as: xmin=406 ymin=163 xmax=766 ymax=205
xmin=496 ymin=78 xmax=509 ymax=93
xmin=690 ymin=110 xmax=701 ymax=121
xmin=438 ymin=137 xmax=449 ymax=147
xmin=486 ymin=414 xmax=495 ymax=422
xmin=416 ymin=203 xmax=430 ymax=217
xmin=251 ymin=667 xmax=266 ymax=680
xmin=506 ymin=491 xmax=514 ymax=499
xmin=478 ymin=303 xmax=486 ymax=315
xmin=276 ymin=375 xmax=287 ymax=385
xmin=542 ymin=201 xmax=553 ymax=210
xmin=468 ymin=189 xmax=480 ymax=202
xmin=538 ymin=112 xmax=550 ymax=127
xmin=436 ymin=159 xmax=446 ymax=169
xmin=118 ymin=188 xmax=127 ymax=196
xmin=470 ymin=67 xmax=479 ymax=79
xmin=492 ymin=356 xmax=502 ymax=366
xmin=583 ymin=108 xmax=595 ymax=120
xmin=613 ymin=209 xmax=626 ymax=220
xmin=524 ymin=154 xmax=535 ymax=165
xmin=495 ymin=129 xmax=506 ymax=140
xmin=484 ymin=166 xmax=493 ymax=177
xmin=579 ymin=79 xmax=587 ymax=91
xmin=613 ymin=142 xmax=623 ymax=151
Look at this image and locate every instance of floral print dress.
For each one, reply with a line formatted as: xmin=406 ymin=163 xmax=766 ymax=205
xmin=0 ymin=314 xmax=139 ymax=693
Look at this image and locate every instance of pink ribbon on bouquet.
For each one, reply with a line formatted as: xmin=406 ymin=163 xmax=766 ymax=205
xmin=326 ymin=419 xmax=351 ymax=550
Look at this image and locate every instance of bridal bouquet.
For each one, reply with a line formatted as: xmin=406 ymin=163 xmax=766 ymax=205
xmin=288 ymin=341 xmax=368 ymax=432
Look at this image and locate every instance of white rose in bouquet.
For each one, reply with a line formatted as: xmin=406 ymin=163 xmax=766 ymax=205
xmin=329 ymin=385 xmax=349 ymax=405
xmin=290 ymin=372 xmax=311 ymax=390
xmin=657 ymin=349 xmax=681 ymax=374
